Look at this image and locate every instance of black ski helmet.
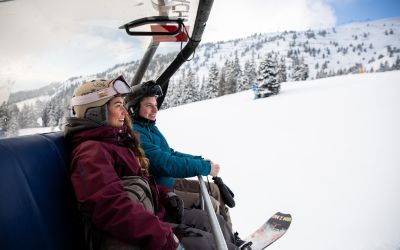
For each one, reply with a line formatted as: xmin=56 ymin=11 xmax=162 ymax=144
xmin=125 ymin=80 xmax=163 ymax=118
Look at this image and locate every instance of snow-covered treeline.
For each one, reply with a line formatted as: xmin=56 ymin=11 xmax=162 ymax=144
xmin=1 ymin=17 xmax=400 ymax=137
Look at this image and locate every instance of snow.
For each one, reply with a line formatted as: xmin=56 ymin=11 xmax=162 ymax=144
xmin=15 ymin=95 xmax=50 ymax=109
xmin=155 ymin=71 xmax=400 ymax=250
xmin=18 ymin=126 xmax=60 ymax=136
xmin=17 ymin=71 xmax=400 ymax=249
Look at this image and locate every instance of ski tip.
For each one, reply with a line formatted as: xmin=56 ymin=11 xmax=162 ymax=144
xmin=269 ymin=212 xmax=292 ymax=230
xmin=275 ymin=212 xmax=292 ymax=218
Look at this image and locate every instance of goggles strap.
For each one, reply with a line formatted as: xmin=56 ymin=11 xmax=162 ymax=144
xmin=71 ymin=87 xmax=117 ymax=106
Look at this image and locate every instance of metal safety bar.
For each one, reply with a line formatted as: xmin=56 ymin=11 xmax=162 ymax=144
xmin=197 ymin=176 xmax=228 ymax=250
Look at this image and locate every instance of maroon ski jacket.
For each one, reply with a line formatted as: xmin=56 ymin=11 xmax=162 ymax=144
xmin=65 ymin=118 xmax=178 ymax=250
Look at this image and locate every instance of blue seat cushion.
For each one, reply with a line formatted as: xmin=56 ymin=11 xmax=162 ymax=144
xmin=0 ymin=132 xmax=83 ymax=250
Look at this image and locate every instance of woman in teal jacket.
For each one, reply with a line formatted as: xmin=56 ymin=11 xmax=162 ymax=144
xmin=133 ymin=115 xmax=212 ymax=188
xmin=132 ymin=96 xmax=224 ymax=210
xmin=126 ymin=81 xmax=236 ymax=231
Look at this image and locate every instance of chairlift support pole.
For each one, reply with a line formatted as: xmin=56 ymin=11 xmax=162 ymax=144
xmin=156 ymin=0 xmax=214 ymax=90
xmin=130 ymin=40 xmax=160 ymax=86
xmin=198 ymin=175 xmax=228 ymax=250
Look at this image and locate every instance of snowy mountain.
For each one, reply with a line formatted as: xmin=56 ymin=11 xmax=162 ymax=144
xmin=53 ymin=17 xmax=400 ymax=106
xmin=2 ymin=17 xmax=400 ymax=136
xmin=157 ymin=70 xmax=400 ymax=250
xmin=93 ymin=16 xmax=400 ymax=86
xmin=12 ymin=17 xmax=400 ymax=99
xmin=191 ymin=17 xmax=400 ymax=80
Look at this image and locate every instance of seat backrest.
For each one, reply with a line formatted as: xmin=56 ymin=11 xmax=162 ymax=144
xmin=0 ymin=132 xmax=83 ymax=250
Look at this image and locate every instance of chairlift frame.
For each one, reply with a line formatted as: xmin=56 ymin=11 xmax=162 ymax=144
xmin=121 ymin=0 xmax=214 ymax=107
xmin=120 ymin=1 xmax=229 ymax=249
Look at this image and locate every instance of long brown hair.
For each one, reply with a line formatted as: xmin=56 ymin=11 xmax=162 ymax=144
xmin=124 ymin=114 xmax=150 ymax=175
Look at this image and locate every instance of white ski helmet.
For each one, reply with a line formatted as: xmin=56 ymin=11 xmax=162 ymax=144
xmin=71 ymin=75 xmax=131 ymax=124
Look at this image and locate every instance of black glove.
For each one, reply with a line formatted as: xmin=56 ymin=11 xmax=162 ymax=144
xmin=164 ymin=192 xmax=184 ymax=224
xmin=212 ymin=176 xmax=236 ymax=208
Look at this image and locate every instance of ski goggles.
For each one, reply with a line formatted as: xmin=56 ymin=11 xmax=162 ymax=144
xmin=148 ymin=84 xmax=163 ymax=97
xmin=131 ymin=80 xmax=163 ymax=98
xmin=71 ymin=76 xmax=131 ymax=106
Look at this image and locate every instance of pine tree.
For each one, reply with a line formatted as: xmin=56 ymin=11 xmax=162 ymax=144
xmin=173 ymin=71 xmax=186 ymax=107
xmin=5 ymin=104 xmax=19 ymax=137
xmin=26 ymin=104 xmax=39 ymax=128
xmin=204 ymin=63 xmax=220 ymax=99
xmin=179 ymin=68 xmax=199 ymax=105
xmin=0 ymin=102 xmax=8 ymax=137
xmin=48 ymin=102 xmax=59 ymax=127
xmin=218 ymin=67 xmax=227 ymax=97
xmin=42 ymin=102 xmax=50 ymax=127
xmin=277 ymin=57 xmax=287 ymax=83
xmin=316 ymin=69 xmax=328 ymax=79
xmin=17 ymin=104 xmax=30 ymax=129
xmin=224 ymin=59 xmax=238 ymax=95
xmin=292 ymin=58 xmax=309 ymax=81
xmin=199 ymin=76 xmax=207 ymax=101
xmin=0 ymin=102 xmax=20 ymax=137
xmin=17 ymin=104 xmax=39 ymax=129
xmin=384 ymin=61 xmax=390 ymax=71
xmin=231 ymin=54 xmax=243 ymax=92
xmin=53 ymin=99 xmax=64 ymax=127
xmin=392 ymin=56 xmax=400 ymax=70
xmin=256 ymin=53 xmax=281 ymax=97
xmin=163 ymin=79 xmax=179 ymax=109
xmin=240 ymin=59 xmax=257 ymax=91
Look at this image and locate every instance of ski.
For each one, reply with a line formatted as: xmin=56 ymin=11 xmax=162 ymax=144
xmin=243 ymin=212 xmax=292 ymax=250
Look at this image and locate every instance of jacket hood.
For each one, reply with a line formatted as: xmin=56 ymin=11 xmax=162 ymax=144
xmin=65 ymin=117 xmax=133 ymax=148
xmin=64 ymin=117 xmax=101 ymax=137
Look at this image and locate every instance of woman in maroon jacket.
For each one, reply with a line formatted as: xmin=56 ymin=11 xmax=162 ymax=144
xmin=65 ymin=76 xmax=241 ymax=250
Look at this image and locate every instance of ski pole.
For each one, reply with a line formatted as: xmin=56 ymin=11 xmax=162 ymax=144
xmin=197 ymin=175 xmax=228 ymax=250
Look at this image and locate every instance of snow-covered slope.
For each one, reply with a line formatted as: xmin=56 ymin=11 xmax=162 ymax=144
xmin=155 ymin=71 xmax=400 ymax=250
xmin=15 ymin=96 xmax=50 ymax=109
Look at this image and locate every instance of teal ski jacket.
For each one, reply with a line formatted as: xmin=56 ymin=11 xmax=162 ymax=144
xmin=133 ymin=118 xmax=211 ymax=188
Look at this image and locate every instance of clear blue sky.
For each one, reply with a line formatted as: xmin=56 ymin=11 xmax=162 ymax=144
xmin=332 ymin=0 xmax=400 ymax=24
